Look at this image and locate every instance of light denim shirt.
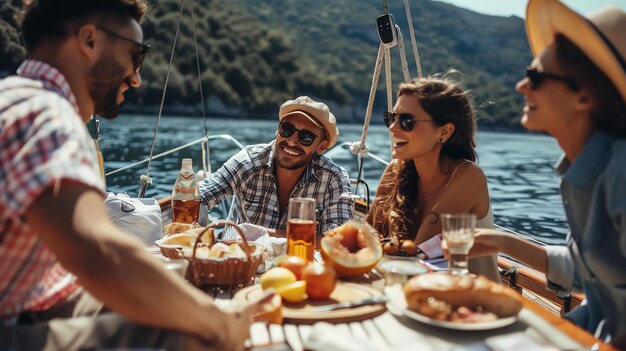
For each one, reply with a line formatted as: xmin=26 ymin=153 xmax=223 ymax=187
xmin=545 ymin=132 xmax=626 ymax=341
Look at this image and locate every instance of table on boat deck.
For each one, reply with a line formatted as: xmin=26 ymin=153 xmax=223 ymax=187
xmin=202 ymin=259 xmax=616 ymax=351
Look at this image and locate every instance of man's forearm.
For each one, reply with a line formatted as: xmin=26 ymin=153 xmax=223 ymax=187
xmin=26 ymin=184 xmax=234 ymax=342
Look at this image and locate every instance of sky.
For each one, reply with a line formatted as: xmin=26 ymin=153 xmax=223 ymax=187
xmin=433 ymin=0 xmax=626 ymax=18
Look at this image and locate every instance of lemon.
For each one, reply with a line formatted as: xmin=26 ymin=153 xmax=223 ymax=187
xmin=275 ymin=281 xmax=307 ymax=303
xmin=260 ymin=267 xmax=297 ymax=290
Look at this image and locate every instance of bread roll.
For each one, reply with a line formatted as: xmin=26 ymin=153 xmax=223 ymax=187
xmin=163 ymin=222 xmax=195 ymax=235
xmin=404 ymin=273 xmax=522 ymax=318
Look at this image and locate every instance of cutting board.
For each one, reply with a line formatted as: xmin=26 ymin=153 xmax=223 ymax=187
xmin=233 ymin=282 xmax=386 ymax=324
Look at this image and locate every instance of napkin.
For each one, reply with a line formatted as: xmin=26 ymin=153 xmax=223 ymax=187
xmin=485 ymin=332 xmax=560 ymax=351
xmin=238 ymin=223 xmax=287 ymax=258
xmin=417 ymin=233 xmax=443 ymax=259
xmin=303 ymin=322 xmax=379 ymax=351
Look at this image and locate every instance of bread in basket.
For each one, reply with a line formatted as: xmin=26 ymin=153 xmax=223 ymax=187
xmin=157 ymin=220 xmax=265 ymax=287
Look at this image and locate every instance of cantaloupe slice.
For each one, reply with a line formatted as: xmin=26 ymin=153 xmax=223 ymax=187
xmin=320 ymin=221 xmax=382 ymax=277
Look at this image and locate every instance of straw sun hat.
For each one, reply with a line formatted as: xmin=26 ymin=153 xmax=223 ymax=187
xmin=525 ymin=0 xmax=626 ymax=103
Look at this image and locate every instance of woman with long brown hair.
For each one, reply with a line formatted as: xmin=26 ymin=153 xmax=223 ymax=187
xmin=366 ymin=73 xmax=498 ymax=281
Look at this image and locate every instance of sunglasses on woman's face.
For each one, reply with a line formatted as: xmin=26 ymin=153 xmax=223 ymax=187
xmin=526 ymin=66 xmax=579 ymax=91
xmin=278 ymin=121 xmax=318 ymax=146
xmin=383 ymin=112 xmax=435 ymax=132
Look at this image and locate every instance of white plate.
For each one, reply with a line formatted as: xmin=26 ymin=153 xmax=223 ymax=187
xmin=385 ymin=284 xmax=518 ymax=331
xmin=378 ymin=259 xmax=429 ymax=276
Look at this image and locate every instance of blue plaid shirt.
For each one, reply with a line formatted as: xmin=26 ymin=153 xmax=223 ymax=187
xmin=199 ymin=141 xmax=352 ymax=232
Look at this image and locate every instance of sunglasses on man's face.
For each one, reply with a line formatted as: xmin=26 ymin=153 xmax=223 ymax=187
xmin=97 ymin=26 xmax=150 ymax=72
xmin=383 ymin=112 xmax=435 ymax=132
xmin=278 ymin=121 xmax=318 ymax=147
xmin=526 ymin=66 xmax=579 ymax=91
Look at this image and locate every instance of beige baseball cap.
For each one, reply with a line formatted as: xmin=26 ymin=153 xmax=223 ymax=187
xmin=279 ymin=96 xmax=339 ymax=148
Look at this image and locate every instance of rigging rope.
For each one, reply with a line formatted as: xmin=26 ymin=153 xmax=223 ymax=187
xmin=353 ymin=43 xmax=385 ymax=156
xmin=138 ymin=0 xmax=186 ymax=198
xmin=351 ymin=0 xmax=419 ymax=202
xmin=396 ymin=25 xmax=411 ymax=82
xmin=190 ymin=0 xmax=211 ymax=177
xmin=403 ymin=0 xmax=423 ymax=78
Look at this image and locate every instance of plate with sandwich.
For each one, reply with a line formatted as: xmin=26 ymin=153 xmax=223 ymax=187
xmin=385 ymin=272 xmax=523 ymax=330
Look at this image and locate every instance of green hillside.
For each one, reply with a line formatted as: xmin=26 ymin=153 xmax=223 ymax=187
xmin=0 ymin=0 xmax=532 ymax=129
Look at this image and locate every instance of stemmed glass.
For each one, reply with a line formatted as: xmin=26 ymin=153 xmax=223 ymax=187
xmin=442 ymin=213 xmax=476 ymax=275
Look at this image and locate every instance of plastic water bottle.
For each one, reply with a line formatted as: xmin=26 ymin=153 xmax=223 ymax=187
xmin=171 ymin=158 xmax=200 ymax=224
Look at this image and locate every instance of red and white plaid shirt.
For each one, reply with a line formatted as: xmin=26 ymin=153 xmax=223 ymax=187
xmin=0 ymin=60 xmax=104 ymax=318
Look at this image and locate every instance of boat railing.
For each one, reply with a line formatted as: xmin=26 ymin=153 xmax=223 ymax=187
xmin=105 ymin=134 xmax=244 ymax=177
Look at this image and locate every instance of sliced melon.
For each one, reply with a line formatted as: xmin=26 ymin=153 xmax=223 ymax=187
xmin=320 ymin=221 xmax=383 ymax=277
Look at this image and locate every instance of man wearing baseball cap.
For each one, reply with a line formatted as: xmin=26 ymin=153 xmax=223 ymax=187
xmin=199 ymin=96 xmax=352 ymax=233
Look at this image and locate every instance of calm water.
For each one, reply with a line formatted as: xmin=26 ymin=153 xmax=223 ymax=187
xmin=99 ymin=115 xmax=567 ymax=245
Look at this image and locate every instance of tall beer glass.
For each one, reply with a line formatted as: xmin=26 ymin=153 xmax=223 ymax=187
xmin=287 ymin=198 xmax=316 ymax=261
xmin=442 ymin=213 xmax=476 ymax=275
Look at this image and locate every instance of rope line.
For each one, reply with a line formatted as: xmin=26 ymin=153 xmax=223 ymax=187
xmin=189 ymin=0 xmax=211 ymax=176
xmin=137 ymin=0 xmax=185 ymax=197
xmin=404 ymin=0 xmax=423 ymax=78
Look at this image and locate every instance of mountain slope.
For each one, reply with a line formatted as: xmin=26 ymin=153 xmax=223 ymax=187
xmin=234 ymin=0 xmax=532 ymax=128
xmin=0 ymin=0 xmax=532 ymax=129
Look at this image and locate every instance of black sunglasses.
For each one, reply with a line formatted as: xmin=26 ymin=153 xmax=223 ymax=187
xmin=383 ymin=112 xmax=435 ymax=132
xmin=526 ymin=66 xmax=579 ymax=91
xmin=97 ymin=26 xmax=150 ymax=72
xmin=278 ymin=121 xmax=318 ymax=146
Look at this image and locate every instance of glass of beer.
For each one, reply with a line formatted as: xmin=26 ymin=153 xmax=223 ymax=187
xmin=286 ymin=198 xmax=316 ymax=261
xmin=442 ymin=213 xmax=476 ymax=275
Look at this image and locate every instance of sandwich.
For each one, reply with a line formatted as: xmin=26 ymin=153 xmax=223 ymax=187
xmin=404 ymin=273 xmax=523 ymax=323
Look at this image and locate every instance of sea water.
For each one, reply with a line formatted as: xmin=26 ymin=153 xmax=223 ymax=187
xmin=99 ymin=115 xmax=566 ymax=245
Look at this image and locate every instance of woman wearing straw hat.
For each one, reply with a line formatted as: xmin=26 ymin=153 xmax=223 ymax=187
xmin=447 ymin=0 xmax=626 ymax=346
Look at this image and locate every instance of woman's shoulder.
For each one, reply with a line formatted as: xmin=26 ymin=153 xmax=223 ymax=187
xmin=447 ymin=160 xmax=487 ymax=185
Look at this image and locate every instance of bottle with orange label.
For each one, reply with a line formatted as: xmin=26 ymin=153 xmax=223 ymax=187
xmin=171 ymin=158 xmax=200 ymax=224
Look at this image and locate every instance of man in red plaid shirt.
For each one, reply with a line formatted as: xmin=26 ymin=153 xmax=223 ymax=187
xmin=0 ymin=1 xmax=272 ymax=349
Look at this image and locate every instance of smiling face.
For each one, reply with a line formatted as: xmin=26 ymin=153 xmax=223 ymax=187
xmin=88 ymin=20 xmax=143 ymax=119
xmin=516 ymin=43 xmax=581 ymax=136
xmin=274 ymin=113 xmax=328 ymax=170
xmin=389 ymin=95 xmax=449 ymax=161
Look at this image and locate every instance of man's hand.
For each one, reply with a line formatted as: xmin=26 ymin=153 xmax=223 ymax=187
xmin=216 ymin=289 xmax=276 ymax=350
xmin=244 ymin=288 xmax=276 ymax=317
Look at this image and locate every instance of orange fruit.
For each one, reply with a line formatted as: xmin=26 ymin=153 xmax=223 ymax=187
xmin=254 ymin=294 xmax=283 ymax=324
xmin=320 ymin=221 xmax=382 ymax=277
xmin=278 ymin=256 xmax=307 ymax=280
xmin=301 ymin=263 xmax=336 ymax=300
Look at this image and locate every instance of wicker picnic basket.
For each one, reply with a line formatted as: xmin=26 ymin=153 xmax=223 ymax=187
xmin=187 ymin=220 xmax=264 ymax=287
xmin=158 ymin=242 xmax=187 ymax=260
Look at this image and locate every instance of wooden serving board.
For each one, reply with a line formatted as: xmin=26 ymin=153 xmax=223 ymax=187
xmin=234 ymin=282 xmax=386 ymax=324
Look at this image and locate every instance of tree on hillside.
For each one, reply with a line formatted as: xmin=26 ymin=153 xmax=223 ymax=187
xmin=0 ymin=1 xmax=26 ymax=76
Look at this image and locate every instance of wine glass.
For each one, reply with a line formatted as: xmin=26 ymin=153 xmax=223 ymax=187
xmin=442 ymin=213 xmax=476 ymax=275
